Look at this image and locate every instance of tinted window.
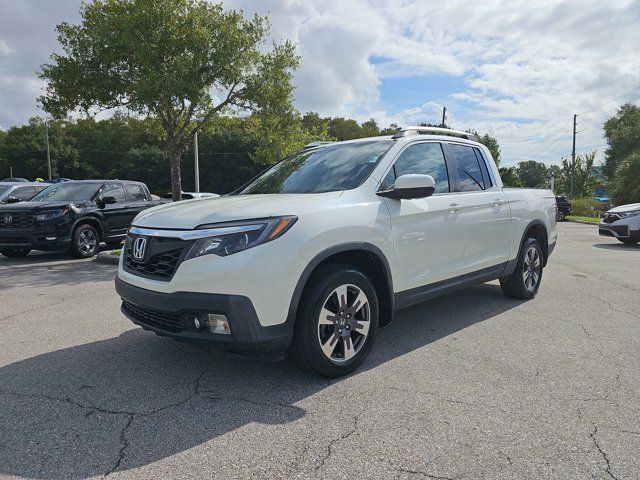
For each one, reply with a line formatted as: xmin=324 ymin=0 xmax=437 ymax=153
xmin=448 ymin=144 xmax=485 ymax=192
xmin=126 ymin=183 xmax=147 ymax=201
xmin=240 ymin=140 xmax=394 ymax=194
xmin=0 ymin=186 xmax=9 ymax=196
xmin=474 ymin=148 xmax=493 ymax=188
xmin=102 ymin=183 xmax=126 ymax=203
xmin=32 ymin=182 xmax=102 ymax=202
xmin=12 ymin=186 xmax=36 ymax=200
xmin=382 ymin=142 xmax=449 ymax=193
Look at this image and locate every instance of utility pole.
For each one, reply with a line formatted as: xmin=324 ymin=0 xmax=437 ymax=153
xmin=441 ymin=106 xmax=447 ymax=128
xmin=45 ymin=120 xmax=52 ymax=181
xmin=193 ymin=130 xmax=200 ymax=193
xmin=570 ymin=114 xmax=577 ymax=197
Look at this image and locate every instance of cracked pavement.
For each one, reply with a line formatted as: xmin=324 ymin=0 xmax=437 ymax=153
xmin=0 ymin=223 xmax=638 ymax=479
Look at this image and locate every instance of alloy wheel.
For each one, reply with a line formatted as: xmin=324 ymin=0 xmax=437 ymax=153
xmin=78 ymin=229 xmax=98 ymax=254
xmin=522 ymin=246 xmax=541 ymax=292
xmin=317 ymin=283 xmax=371 ymax=363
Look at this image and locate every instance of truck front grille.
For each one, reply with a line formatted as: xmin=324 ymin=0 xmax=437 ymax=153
xmin=0 ymin=212 xmax=33 ymax=228
xmin=122 ymin=234 xmax=191 ymax=281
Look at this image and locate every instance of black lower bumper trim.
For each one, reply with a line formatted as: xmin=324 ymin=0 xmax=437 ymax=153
xmin=0 ymin=228 xmax=71 ymax=250
xmin=115 ymin=277 xmax=294 ymax=355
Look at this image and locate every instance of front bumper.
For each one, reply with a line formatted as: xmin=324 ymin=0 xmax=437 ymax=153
xmin=598 ymin=221 xmax=640 ymax=241
xmin=0 ymin=226 xmax=72 ymax=250
xmin=115 ymin=277 xmax=295 ymax=355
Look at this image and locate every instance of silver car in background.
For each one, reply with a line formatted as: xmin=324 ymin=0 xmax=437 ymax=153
xmin=599 ymin=202 xmax=640 ymax=245
xmin=0 ymin=182 xmax=50 ymax=204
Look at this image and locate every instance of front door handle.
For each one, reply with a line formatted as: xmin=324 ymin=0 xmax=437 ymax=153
xmin=448 ymin=203 xmax=462 ymax=213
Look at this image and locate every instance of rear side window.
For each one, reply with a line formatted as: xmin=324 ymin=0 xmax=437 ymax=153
xmin=382 ymin=142 xmax=450 ymax=193
xmin=102 ymin=183 xmax=126 ymax=203
xmin=474 ymin=148 xmax=493 ymax=188
xmin=448 ymin=144 xmax=486 ymax=192
xmin=126 ymin=184 xmax=147 ymax=201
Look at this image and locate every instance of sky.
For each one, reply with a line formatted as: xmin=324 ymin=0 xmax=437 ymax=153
xmin=0 ymin=0 xmax=639 ymax=167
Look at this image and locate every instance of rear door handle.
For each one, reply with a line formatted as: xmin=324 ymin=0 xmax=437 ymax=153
xmin=448 ymin=203 xmax=462 ymax=213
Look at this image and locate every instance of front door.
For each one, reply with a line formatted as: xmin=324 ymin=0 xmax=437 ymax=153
xmin=99 ymin=183 xmax=130 ymax=238
xmin=380 ymin=141 xmax=466 ymax=293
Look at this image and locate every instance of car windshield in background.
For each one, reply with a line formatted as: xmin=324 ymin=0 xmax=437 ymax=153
xmin=0 ymin=185 xmax=9 ymax=196
xmin=239 ymin=140 xmax=394 ymax=194
xmin=31 ymin=182 xmax=102 ymax=202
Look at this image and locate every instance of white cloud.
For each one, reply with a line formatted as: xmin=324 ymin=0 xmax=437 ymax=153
xmin=1 ymin=0 xmax=639 ymax=166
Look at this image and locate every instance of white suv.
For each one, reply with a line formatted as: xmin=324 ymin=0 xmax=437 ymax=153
xmin=116 ymin=127 xmax=557 ymax=377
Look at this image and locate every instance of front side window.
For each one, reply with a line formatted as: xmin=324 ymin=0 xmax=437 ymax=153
xmin=102 ymin=183 xmax=126 ymax=203
xmin=448 ymin=144 xmax=486 ymax=192
xmin=239 ymin=140 xmax=394 ymax=194
xmin=382 ymin=142 xmax=450 ymax=193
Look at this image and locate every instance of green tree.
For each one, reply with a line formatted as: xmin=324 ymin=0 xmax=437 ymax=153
xmin=328 ymin=117 xmax=363 ymax=141
xmin=498 ymin=167 xmax=523 ymax=187
xmin=610 ymin=151 xmax=640 ymax=205
xmin=39 ymin=0 xmax=298 ymax=200
xmin=554 ymin=151 xmax=599 ymax=197
xmin=515 ymin=160 xmax=549 ymax=188
xmin=602 ymin=103 xmax=640 ymax=178
xmin=467 ymin=130 xmax=501 ymax=166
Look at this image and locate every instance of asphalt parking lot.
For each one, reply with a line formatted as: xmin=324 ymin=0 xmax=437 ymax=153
xmin=0 ymin=222 xmax=638 ymax=480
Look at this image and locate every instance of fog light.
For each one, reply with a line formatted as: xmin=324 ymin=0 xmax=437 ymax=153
xmin=193 ymin=316 xmax=203 ymax=330
xmin=206 ymin=313 xmax=231 ymax=335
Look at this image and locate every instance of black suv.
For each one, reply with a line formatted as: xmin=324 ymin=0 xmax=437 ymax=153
xmin=555 ymin=195 xmax=572 ymax=221
xmin=0 ymin=180 xmax=160 ymax=258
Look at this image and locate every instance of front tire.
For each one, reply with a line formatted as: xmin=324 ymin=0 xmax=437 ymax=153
xmin=288 ymin=264 xmax=379 ymax=378
xmin=500 ymin=237 xmax=544 ymax=299
xmin=70 ymin=223 xmax=100 ymax=258
xmin=0 ymin=248 xmax=31 ymax=258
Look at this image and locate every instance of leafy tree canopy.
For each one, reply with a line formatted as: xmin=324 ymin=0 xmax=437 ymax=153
xmin=39 ymin=0 xmax=299 ymax=200
xmin=515 ymin=160 xmax=549 ymax=188
xmin=603 ymin=103 xmax=640 ymax=179
xmin=610 ymin=151 xmax=640 ymax=205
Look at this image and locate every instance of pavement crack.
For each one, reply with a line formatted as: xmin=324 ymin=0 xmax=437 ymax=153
xmin=396 ymin=465 xmax=454 ymax=479
xmin=589 ymin=425 xmax=619 ymax=480
xmin=315 ymin=413 xmax=360 ymax=471
xmin=104 ymin=414 xmax=134 ymax=477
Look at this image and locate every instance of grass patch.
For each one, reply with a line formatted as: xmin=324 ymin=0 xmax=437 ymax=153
xmin=566 ymin=215 xmax=600 ymax=224
xmin=109 ymin=249 xmax=121 ymax=256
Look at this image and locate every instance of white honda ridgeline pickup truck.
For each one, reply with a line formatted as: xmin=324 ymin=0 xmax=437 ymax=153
xmin=116 ymin=126 xmax=557 ymax=377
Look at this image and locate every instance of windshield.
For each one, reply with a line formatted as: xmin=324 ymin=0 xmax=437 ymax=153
xmin=239 ymin=140 xmax=394 ymax=194
xmin=31 ymin=182 xmax=102 ymax=202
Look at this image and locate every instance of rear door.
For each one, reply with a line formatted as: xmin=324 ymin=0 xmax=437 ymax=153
xmin=99 ymin=182 xmax=130 ymax=238
xmin=124 ymin=183 xmax=154 ymax=219
xmin=380 ymin=141 xmax=466 ymax=293
xmin=443 ymin=143 xmax=510 ymax=274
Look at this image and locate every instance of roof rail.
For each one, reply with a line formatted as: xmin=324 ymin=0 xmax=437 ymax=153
xmin=302 ymin=141 xmax=333 ymax=150
xmin=392 ymin=126 xmax=478 ymax=142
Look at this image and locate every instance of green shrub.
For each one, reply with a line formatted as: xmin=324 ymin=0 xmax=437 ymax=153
xmin=570 ymin=197 xmax=607 ymax=217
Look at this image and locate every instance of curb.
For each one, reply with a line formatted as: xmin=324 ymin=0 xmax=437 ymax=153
xmin=95 ymin=251 xmax=120 ymax=265
xmin=566 ymin=219 xmax=600 ymax=226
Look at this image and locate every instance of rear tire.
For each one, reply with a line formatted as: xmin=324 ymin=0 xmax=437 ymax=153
xmin=619 ymin=238 xmax=639 ymax=245
xmin=288 ymin=264 xmax=379 ymax=378
xmin=0 ymin=248 xmax=31 ymax=258
xmin=500 ymin=237 xmax=544 ymax=300
xmin=70 ymin=223 xmax=100 ymax=258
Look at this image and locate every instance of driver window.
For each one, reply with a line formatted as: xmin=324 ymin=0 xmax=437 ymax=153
xmin=382 ymin=142 xmax=450 ymax=193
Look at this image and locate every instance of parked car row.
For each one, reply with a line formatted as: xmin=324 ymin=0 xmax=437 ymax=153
xmin=0 ymin=179 xmax=219 ymax=258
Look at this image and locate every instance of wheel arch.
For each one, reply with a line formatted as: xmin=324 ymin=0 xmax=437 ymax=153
xmin=71 ymin=216 xmax=104 ymax=241
xmin=503 ymin=219 xmax=549 ymax=277
xmin=288 ymin=243 xmax=396 ymax=328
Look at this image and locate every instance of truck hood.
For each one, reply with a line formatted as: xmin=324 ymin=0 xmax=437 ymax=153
xmin=608 ymin=202 xmax=640 ymax=213
xmin=132 ymin=192 xmax=343 ymax=229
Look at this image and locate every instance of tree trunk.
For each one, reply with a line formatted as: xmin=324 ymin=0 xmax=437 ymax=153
xmin=168 ymin=137 xmax=182 ymax=202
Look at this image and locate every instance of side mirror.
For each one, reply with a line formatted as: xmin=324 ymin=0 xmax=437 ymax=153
xmin=377 ymin=174 xmax=436 ymax=200
xmin=4 ymin=196 xmax=22 ymax=204
xmin=97 ymin=196 xmax=117 ymax=208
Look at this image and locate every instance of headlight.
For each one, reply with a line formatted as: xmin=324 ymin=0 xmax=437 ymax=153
xmin=184 ymin=216 xmax=297 ymax=260
xmin=35 ymin=208 xmax=68 ymax=222
xmin=616 ymin=210 xmax=640 ymax=218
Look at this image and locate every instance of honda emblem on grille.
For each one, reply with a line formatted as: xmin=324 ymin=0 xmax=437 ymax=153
xmin=3 ymin=214 xmax=12 ymax=225
xmin=132 ymin=237 xmax=147 ymax=261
